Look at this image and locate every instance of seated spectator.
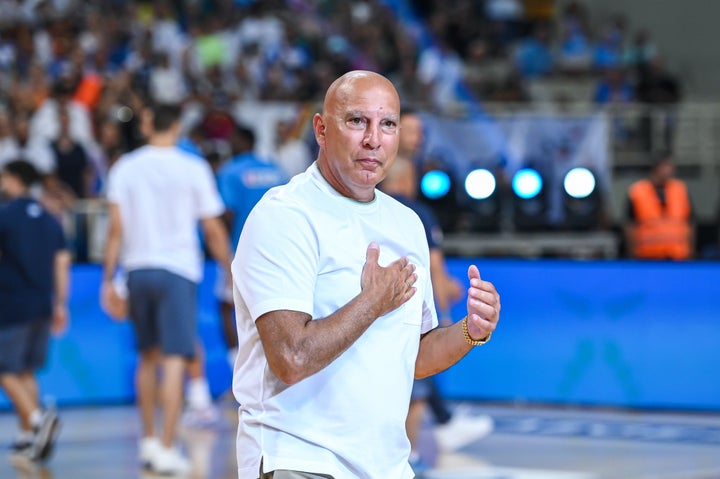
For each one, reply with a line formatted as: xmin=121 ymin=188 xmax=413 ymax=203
xmin=513 ymin=21 xmax=554 ymax=79
xmin=593 ymin=67 xmax=634 ymax=105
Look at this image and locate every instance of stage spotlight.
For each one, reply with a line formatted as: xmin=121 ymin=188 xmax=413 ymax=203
xmin=418 ymin=167 xmax=459 ymax=232
xmin=464 ymin=168 xmax=496 ymax=200
xmin=420 ymin=170 xmax=451 ymax=199
xmin=562 ymin=167 xmax=602 ymax=230
xmin=563 ymin=167 xmax=596 ymax=199
xmin=459 ymin=168 xmax=502 ymax=232
xmin=511 ymin=168 xmax=547 ymax=231
xmin=512 ymin=168 xmax=543 ymax=199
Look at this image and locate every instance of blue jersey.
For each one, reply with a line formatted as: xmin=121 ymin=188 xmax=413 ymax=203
xmin=391 ymin=194 xmax=444 ymax=250
xmin=217 ymin=153 xmax=287 ymax=247
xmin=0 ymin=197 xmax=66 ymax=326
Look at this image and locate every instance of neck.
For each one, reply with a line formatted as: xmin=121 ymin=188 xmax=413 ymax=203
xmin=149 ymin=131 xmax=177 ymax=147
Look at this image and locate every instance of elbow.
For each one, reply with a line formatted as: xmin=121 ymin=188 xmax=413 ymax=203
xmin=268 ymin=351 xmax=310 ymax=386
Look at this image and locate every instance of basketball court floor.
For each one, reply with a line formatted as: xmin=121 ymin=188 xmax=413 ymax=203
xmin=2 ymin=399 xmax=719 ymax=479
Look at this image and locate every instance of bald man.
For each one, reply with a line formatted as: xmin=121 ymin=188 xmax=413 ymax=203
xmin=231 ymin=71 xmax=501 ymax=479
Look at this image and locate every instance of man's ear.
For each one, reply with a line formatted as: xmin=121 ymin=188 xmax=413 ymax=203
xmin=312 ymin=113 xmax=326 ymax=146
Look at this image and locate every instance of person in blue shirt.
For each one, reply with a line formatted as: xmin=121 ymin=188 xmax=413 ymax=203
xmin=0 ymin=160 xmax=71 ymax=464
xmin=215 ymin=124 xmax=287 ymax=365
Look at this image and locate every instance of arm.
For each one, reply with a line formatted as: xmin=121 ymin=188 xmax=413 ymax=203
xmin=200 ymin=216 xmax=232 ymax=276
xmin=429 ymin=248 xmax=462 ymax=324
xmin=415 ymin=264 xmax=500 ymax=378
xmin=100 ymin=202 xmax=123 ymax=307
xmin=51 ymin=249 xmax=72 ymax=335
xmin=256 ymin=243 xmax=417 ymax=385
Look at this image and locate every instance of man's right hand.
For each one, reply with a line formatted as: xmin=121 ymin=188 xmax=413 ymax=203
xmin=361 ymin=242 xmax=417 ymax=318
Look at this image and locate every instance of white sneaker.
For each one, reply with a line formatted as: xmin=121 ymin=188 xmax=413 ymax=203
xmin=139 ymin=436 xmax=162 ymax=469
xmin=150 ymin=444 xmax=191 ymax=476
xmin=434 ymin=412 xmax=494 ymax=452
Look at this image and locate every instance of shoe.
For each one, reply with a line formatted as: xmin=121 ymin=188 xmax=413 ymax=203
xmin=149 ymin=444 xmax=191 ymax=476
xmin=434 ymin=412 xmax=494 ymax=452
xmin=181 ymin=405 xmax=219 ymax=428
xmin=32 ymin=410 xmax=61 ymax=461
xmin=139 ymin=436 xmax=162 ymax=469
xmin=8 ymin=440 xmax=35 ymax=464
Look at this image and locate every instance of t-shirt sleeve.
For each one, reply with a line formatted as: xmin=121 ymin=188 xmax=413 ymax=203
xmin=232 ymin=198 xmax=318 ymax=321
xmin=195 ymin=162 xmax=226 ymax=219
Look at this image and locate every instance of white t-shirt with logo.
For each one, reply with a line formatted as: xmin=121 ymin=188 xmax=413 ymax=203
xmin=107 ymin=145 xmax=224 ymax=283
xmin=232 ymin=162 xmax=438 ymax=479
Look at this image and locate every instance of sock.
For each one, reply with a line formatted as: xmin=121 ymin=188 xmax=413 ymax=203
xmin=29 ymin=409 xmax=43 ymax=428
xmin=187 ymin=377 xmax=212 ymax=409
xmin=408 ymin=450 xmax=421 ymax=463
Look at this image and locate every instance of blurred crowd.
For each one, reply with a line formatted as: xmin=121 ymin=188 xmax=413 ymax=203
xmin=0 ymin=0 xmax=684 ymax=256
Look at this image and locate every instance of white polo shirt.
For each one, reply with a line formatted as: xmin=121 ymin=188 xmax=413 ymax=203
xmin=232 ymin=163 xmax=438 ymax=479
xmin=106 ymin=145 xmax=224 ymax=283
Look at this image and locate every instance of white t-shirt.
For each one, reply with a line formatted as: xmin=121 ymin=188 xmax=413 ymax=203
xmin=106 ymin=145 xmax=224 ymax=283
xmin=232 ymin=163 xmax=438 ymax=479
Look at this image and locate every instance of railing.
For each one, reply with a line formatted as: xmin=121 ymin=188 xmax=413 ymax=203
xmin=58 ymin=101 xmax=720 ymax=262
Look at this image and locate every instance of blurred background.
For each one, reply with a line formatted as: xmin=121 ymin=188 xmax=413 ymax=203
xmin=0 ymin=0 xmax=718 ymax=418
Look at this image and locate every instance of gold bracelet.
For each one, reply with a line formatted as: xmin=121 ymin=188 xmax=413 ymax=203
xmin=462 ymin=316 xmax=491 ymax=346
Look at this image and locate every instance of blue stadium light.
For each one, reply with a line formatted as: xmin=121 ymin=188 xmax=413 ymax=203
xmin=464 ymin=168 xmax=496 ymax=200
xmin=563 ymin=167 xmax=596 ymax=199
xmin=420 ymin=170 xmax=451 ymax=199
xmin=512 ymin=168 xmax=543 ymax=199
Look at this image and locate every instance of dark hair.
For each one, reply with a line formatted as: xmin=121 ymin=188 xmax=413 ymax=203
xmin=2 ymin=159 xmax=41 ymax=187
xmin=650 ymin=150 xmax=673 ymax=170
xmin=234 ymin=124 xmax=256 ymax=149
xmin=151 ymin=103 xmax=181 ymax=132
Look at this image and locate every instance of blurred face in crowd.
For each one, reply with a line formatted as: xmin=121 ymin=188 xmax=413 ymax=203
xmin=0 ymin=170 xmax=23 ymax=198
xmin=314 ymin=71 xmax=400 ymax=202
xmin=399 ymin=112 xmax=424 ymax=157
xmin=652 ymin=157 xmax=675 ymax=186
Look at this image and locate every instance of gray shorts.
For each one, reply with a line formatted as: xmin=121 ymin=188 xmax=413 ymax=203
xmin=127 ymin=269 xmax=197 ymax=357
xmin=261 ymin=469 xmax=334 ymax=478
xmin=0 ymin=319 xmax=51 ymax=374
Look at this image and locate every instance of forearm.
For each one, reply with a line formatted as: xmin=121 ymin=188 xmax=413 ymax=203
xmin=54 ymin=250 xmax=72 ymax=306
xmin=258 ymin=291 xmax=383 ymax=385
xmin=415 ymin=321 xmax=474 ymax=379
xmin=202 ymin=217 xmax=232 ymax=273
xmin=102 ymin=204 xmax=122 ymax=282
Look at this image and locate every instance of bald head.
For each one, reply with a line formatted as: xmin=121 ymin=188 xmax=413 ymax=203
xmin=323 ymin=70 xmax=400 ymax=116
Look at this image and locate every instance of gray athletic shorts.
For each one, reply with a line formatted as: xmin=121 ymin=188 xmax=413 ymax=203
xmin=0 ymin=319 xmax=51 ymax=374
xmin=261 ymin=471 xmax=334 ymax=479
xmin=127 ymin=269 xmax=197 ymax=358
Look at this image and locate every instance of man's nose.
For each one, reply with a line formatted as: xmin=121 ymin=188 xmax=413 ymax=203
xmin=363 ymin=124 xmax=381 ymax=149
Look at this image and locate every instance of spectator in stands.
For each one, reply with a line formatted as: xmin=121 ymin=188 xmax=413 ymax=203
xmin=0 ymin=159 xmax=71 ymax=464
xmin=513 ymin=21 xmax=554 ymax=79
xmin=556 ymin=1 xmax=593 ymax=75
xmin=625 ymin=151 xmax=694 ymax=260
xmin=272 ymin=114 xmax=313 ymax=179
xmin=29 ymin=75 xmax=96 ymax=154
xmin=416 ymin=14 xmax=465 ymax=113
xmin=593 ymin=67 xmax=634 ymax=105
xmin=50 ymin=105 xmax=93 ymax=199
xmin=623 ymin=29 xmax=658 ymax=79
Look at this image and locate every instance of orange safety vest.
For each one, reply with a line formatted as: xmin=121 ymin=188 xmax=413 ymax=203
xmin=628 ymin=178 xmax=691 ymax=260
